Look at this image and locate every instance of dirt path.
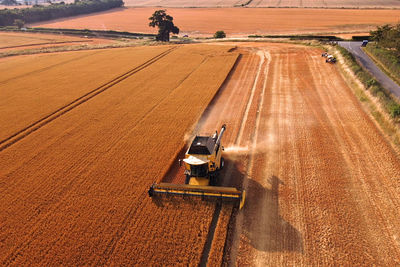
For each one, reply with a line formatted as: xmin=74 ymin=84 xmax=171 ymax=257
xmin=216 ymin=43 xmax=400 ymax=265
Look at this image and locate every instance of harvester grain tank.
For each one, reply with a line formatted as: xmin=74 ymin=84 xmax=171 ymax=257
xmin=148 ymin=124 xmax=245 ymax=209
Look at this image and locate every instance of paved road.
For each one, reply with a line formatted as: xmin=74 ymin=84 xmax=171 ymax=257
xmin=338 ymin=41 xmax=400 ymax=99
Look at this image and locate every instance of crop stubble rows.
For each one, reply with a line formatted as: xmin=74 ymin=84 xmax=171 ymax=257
xmin=0 ymin=44 xmax=238 ymax=265
xmin=218 ymin=43 xmax=400 ymax=265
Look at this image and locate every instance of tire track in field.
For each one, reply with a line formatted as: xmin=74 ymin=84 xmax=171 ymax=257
xmin=228 ymin=49 xmax=271 ymax=265
xmin=198 ymin=49 xmax=270 ymax=266
xmin=187 ymin=51 xmax=262 ymax=267
xmin=0 ymin=46 xmax=177 ymax=152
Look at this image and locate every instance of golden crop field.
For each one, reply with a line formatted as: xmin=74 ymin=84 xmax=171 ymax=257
xmin=0 ymin=46 xmax=170 ymax=142
xmin=0 ymin=44 xmax=238 ymax=265
xmin=31 ymin=8 xmax=400 ymax=37
xmin=0 ymin=32 xmax=103 ymax=51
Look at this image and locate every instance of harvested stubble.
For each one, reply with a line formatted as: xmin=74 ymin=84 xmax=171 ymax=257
xmin=0 ymin=44 xmax=238 ymax=265
xmin=222 ymin=43 xmax=400 ymax=266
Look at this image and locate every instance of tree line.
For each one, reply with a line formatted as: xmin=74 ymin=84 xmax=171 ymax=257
xmin=370 ymin=23 xmax=400 ymax=58
xmin=0 ymin=0 xmax=123 ymax=26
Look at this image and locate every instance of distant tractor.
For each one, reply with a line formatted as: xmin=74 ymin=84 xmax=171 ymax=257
xmin=326 ymin=55 xmax=337 ymax=63
xmin=321 ymin=52 xmax=328 ymax=57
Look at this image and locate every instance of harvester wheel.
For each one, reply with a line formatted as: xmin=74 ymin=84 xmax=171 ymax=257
xmin=210 ymin=174 xmax=217 ymax=186
xmin=185 ymin=175 xmax=190 ymax=184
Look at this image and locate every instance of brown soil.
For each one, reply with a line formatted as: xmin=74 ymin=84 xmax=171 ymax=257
xmin=30 ymin=7 xmax=400 ymax=37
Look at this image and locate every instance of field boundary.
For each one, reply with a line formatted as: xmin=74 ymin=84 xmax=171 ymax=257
xmin=363 ymin=45 xmax=400 ymax=87
xmin=0 ymin=46 xmax=177 ymax=152
xmin=0 ymin=27 xmax=156 ymax=39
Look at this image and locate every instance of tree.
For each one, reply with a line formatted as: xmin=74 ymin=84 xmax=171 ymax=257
xmin=14 ymin=19 xmax=24 ymax=29
xmin=148 ymin=10 xmax=179 ymax=42
xmin=370 ymin=24 xmax=392 ymax=43
xmin=214 ymin=30 xmax=226 ymax=39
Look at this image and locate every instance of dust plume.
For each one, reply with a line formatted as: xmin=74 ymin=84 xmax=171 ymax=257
xmin=223 ymin=145 xmax=249 ymax=155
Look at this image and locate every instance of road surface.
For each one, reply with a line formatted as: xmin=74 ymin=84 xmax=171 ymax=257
xmin=338 ymin=41 xmax=400 ymax=99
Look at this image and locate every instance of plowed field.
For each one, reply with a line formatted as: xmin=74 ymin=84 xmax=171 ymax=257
xmin=31 ymin=8 xmax=400 ymax=37
xmin=0 ymin=44 xmax=238 ymax=265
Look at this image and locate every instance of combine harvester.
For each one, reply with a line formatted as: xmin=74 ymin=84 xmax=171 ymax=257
xmin=148 ymin=124 xmax=245 ymax=209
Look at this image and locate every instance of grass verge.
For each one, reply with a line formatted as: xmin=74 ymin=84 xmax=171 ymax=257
xmin=364 ymin=44 xmax=400 ymax=86
xmin=336 ymin=45 xmax=400 ymax=118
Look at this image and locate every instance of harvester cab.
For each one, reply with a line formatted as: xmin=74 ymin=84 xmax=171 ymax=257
xmin=182 ymin=124 xmax=225 ymax=186
xmin=148 ymin=124 xmax=245 ymax=209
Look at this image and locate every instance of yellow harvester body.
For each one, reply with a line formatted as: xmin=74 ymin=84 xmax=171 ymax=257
xmin=149 ymin=124 xmax=245 ymax=209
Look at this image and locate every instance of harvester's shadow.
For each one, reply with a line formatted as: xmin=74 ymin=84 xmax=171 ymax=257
xmin=224 ymin=158 xmax=303 ymax=253
xmin=244 ymin=176 xmax=303 ymax=252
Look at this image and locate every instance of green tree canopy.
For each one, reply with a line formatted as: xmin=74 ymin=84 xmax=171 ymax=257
xmin=149 ymin=9 xmax=179 ymax=42
xmin=214 ymin=30 xmax=226 ymax=39
xmin=370 ymin=23 xmax=400 ymax=59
